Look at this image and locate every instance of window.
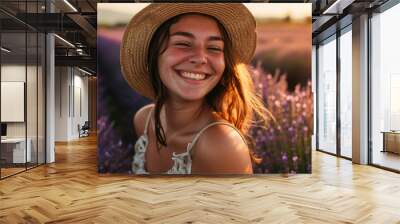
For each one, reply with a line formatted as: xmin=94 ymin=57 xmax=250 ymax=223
xmin=339 ymin=27 xmax=352 ymax=158
xmin=317 ymin=35 xmax=337 ymax=154
xmin=0 ymin=1 xmax=47 ymax=179
xmin=371 ymin=2 xmax=400 ymax=171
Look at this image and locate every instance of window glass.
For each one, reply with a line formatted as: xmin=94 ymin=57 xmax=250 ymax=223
xmin=1 ymin=25 xmax=28 ymax=178
xmin=317 ymin=36 xmax=337 ymax=154
xmin=371 ymin=3 xmax=400 ymax=171
xmin=339 ymin=28 xmax=352 ymax=158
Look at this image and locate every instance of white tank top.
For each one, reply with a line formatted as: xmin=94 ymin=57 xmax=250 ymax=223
xmin=132 ymin=108 xmax=245 ymax=174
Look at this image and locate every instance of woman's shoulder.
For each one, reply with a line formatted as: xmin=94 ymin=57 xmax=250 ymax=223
xmin=195 ymin=122 xmax=248 ymax=157
xmin=133 ymin=104 xmax=155 ymax=136
xmin=191 ymin=121 xmax=252 ymax=174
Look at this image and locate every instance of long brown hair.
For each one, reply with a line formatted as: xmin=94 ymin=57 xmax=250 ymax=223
xmin=147 ymin=13 xmax=270 ymax=162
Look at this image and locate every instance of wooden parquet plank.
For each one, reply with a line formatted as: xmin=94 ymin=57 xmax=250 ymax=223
xmin=1 ymin=135 xmax=400 ymax=223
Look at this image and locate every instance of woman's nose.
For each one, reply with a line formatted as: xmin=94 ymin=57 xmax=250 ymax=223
xmin=189 ymin=47 xmax=207 ymax=65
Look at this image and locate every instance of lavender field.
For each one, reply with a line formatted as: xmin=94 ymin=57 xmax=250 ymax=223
xmin=249 ymin=63 xmax=312 ymax=173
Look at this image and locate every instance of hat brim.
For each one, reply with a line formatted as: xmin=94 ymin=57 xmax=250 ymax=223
xmin=120 ymin=3 xmax=257 ymax=100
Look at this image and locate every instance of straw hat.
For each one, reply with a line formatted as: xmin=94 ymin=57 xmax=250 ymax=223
xmin=120 ymin=3 xmax=257 ymax=100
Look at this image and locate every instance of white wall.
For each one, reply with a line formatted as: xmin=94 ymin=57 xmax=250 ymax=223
xmin=55 ymin=67 xmax=89 ymax=141
xmin=55 ymin=67 xmax=69 ymax=141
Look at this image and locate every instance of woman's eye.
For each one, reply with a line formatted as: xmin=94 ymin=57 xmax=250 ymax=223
xmin=208 ymin=46 xmax=223 ymax=52
xmin=174 ymin=42 xmax=191 ymax=47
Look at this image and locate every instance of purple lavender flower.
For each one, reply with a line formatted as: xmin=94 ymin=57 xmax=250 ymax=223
xmin=282 ymin=153 xmax=288 ymax=161
xmin=247 ymin=62 xmax=312 ymax=174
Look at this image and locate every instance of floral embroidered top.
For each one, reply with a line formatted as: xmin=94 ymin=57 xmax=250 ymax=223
xmin=132 ymin=108 xmax=244 ymax=174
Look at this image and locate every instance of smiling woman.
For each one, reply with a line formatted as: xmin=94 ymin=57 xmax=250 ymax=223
xmin=120 ymin=3 xmax=270 ymax=175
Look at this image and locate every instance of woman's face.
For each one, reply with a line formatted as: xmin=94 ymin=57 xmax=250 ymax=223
xmin=157 ymin=14 xmax=226 ymax=102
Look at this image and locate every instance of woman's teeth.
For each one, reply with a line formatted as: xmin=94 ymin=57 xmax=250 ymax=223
xmin=180 ymin=71 xmax=206 ymax=81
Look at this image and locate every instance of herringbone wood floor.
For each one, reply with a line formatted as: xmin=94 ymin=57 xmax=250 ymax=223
xmin=1 ymin=135 xmax=400 ymax=223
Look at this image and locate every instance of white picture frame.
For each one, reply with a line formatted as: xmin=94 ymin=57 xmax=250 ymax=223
xmin=1 ymin=81 xmax=25 ymax=122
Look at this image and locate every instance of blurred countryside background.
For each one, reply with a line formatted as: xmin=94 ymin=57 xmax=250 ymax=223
xmin=97 ymin=3 xmax=313 ymax=174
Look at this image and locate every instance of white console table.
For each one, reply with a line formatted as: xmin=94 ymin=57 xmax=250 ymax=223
xmin=1 ymin=138 xmax=31 ymax=163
